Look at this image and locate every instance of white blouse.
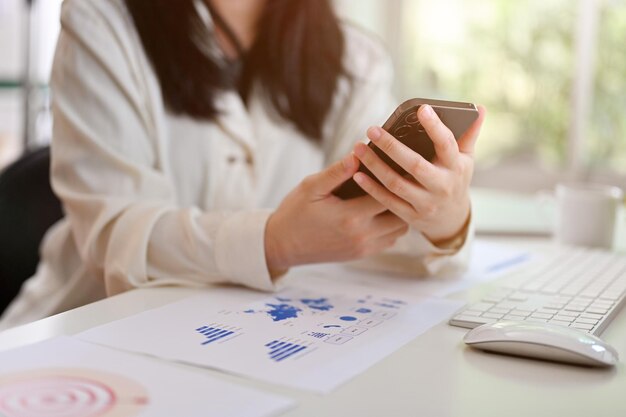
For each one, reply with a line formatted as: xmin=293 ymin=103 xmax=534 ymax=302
xmin=0 ymin=0 xmax=472 ymax=330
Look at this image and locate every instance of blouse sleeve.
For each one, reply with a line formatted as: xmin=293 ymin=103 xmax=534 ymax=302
xmin=323 ymin=25 xmax=473 ymax=277
xmin=51 ymin=0 xmax=276 ymax=296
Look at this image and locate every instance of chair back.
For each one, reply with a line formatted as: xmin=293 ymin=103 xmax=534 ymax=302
xmin=0 ymin=147 xmax=63 ymax=314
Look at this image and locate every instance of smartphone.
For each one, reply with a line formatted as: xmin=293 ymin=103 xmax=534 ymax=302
xmin=333 ymin=98 xmax=479 ymax=199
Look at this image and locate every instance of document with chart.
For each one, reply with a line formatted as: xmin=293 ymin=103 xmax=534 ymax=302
xmin=0 ymin=337 xmax=294 ymax=417
xmin=79 ymin=280 xmax=462 ymax=393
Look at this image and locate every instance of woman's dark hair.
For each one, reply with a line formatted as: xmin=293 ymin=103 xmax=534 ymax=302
xmin=124 ymin=0 xmax=347 ymax=140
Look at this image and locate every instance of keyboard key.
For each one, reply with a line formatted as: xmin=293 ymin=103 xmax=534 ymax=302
xmin=580 ymin=312 xmax=603 ymax=320
xmin=575 ymin=318 xmax=599 ymax=325
xmin=573 ymin=297 xmax=592 ymax=305
xmin=561 ymin=288 xmax=582 ymax=296
xmin=526 ymin=318 xmax=548 ymax=324
xmin=489 ymin=289 xmax=513 ymax=298
xmin=564 ymin=305 xmax=586 ymax=312
xmin=495 ymin=301 xmax=520 ymax=310
xmin=558 ymin=310 xmax=579 ymax=318
xmin=489 ymin=307 xmax=511 ymax=314
xmin=580 ymin=289 xmax=602 ymax=298
xmin=590 ymin=301 xmax=614 ymax=309
xmin=504 ymin=314 xmax=527 ymax=321
xmin=467 ymin=302 xmax=495 ymax=312
xmin=574 ymin=293 xmax=595 ymax=300
xmin=531 ymin=312 xmax=553 ymax=320
xmin=540 ymin=286 xmax=562 ymax=295
xmin=460 ymin=310 xmax=483 ymax=317
xmin=452 ymin=315 xmax=497 ymax=326
xmin=536 ymin=308 xmax=558 ymax=315
xmin=523 ymin=282 xmax=545 ymax=291
xmin=482 ymin=296 xmax=505 ymax=304
xmin=511 ymin=309 xmax=532 ymax=317
xmin=571 ymin=323 xmax=594 ymax=331
xmin=502 ymin=281 xmax=524 ymax=290
xmin=553 ymin=315 xmax=575 ymax=322
xmin=482 ymin=312 xmax=505 ymax=319
xmin=599 ymin=292 xmax=620 ymax=301
xmin=544 ymin=303 xmax=565 ymax=310
xmin=508 ymin=292 xmax=529 ymax=302
xmin=586 ymin=307 xmax=609 ymax=315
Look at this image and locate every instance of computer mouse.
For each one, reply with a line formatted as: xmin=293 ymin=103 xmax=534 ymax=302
xmin=464 ymin=320 xmax=619 ymax=367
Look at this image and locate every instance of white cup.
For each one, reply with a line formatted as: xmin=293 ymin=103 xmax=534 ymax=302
xmin=554 ymin=183 xmax=624 ymax=249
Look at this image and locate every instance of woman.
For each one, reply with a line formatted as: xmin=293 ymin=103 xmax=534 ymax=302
xmin=0 ymin=0 xmax=485 ymax=329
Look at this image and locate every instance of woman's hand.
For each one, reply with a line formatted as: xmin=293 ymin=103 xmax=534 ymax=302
xmin=265 ymin=154 xmax=409 ymax=275
xmin=352 ymin=104 xmax=486 ymax=244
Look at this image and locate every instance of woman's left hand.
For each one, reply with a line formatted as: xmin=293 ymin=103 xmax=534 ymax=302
xmin=352 ymin=104 xmax=486 ymax=244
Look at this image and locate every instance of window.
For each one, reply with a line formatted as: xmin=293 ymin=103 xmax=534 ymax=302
xmin=334 ymin=0 xmax=626 ymax=191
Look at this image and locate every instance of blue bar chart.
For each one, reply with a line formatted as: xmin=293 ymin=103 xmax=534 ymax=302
xmin=196 ymin=326 xmax=235 ymax=345
xmin=265 ymin=340 xmax=307 ymax=362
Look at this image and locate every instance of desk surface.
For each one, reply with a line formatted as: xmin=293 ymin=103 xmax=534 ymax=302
xmin=1 ymin=236 xmax=624 ymax=416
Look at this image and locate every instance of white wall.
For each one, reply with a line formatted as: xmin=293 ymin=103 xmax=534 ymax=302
xmin=0 ymin=0 xmax=62 ymax=165
xmin=0 ymin=0 xmax=26 ymax=79
xmin=0 ymin=0 xmax=62 ymax=81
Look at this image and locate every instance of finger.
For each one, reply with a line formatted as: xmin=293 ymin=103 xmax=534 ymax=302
xmin=374 ymin=224 xmax=411 ymax=251
xmin=457 ymin=105 xmax=486 ymax=155
xmin=366 ymin=126 xmax=444 ymax=192
xmin=371 ymin=211 xmax=408 ymax=236
xmin=307 ymin=153 xmax=359 ymax=197
xmin=353 ymin=142 xmax=427 ymax=202
xmin=381 ymin=224 xmax=410 ymax=241
xmin=343 ymin=194 xmax=389 ymax=216
xmin=353 ymin=171 xmax=419 ymax=224
xmin=418 ymin=105 xmax=459 ymax=168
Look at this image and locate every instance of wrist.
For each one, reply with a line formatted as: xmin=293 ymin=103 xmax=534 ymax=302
xmin=264 ymin=213 xmax=291 ymax=277
xmin=424 ymin=200 xmax=472 ymax=247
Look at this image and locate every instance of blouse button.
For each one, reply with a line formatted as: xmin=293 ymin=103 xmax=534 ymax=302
xmin=227 ymin=156 xmax=237 ymax=164
xmin=245 ymin=156 xmax=253 ymax=165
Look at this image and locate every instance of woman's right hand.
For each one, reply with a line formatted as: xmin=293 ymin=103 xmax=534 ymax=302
xmin=265 ymin=154 xmax=409 ymax=275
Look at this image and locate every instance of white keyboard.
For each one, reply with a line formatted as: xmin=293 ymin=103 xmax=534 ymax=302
xmin=449 ymin=246 xmax=626 ymax=335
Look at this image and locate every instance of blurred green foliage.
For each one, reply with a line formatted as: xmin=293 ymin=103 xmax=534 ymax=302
xmin=399 ymin=0 xmax=625 ymax=175
xmin=590 ymin=4 xmax=626 ymax=175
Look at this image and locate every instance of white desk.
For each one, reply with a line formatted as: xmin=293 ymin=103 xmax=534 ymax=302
xmin=1 ymin=196 xmax=626 ymax=416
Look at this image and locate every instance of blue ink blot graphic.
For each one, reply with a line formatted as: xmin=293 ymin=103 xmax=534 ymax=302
xmin=301 ymin=298 xmax=334 ymax=311
xmin=376 ymin=303 xmax=399 ymax=309
xmin=340 ymin=316 xmax=357 ymax=321
xmin=265 ymin=303 xmax=301 ymax=321
xmin=355 ymin=308 xmax=372 ymax=314
xmin=323 ymin=325 xmax=341 ymax=328
xmin=383 ymin=298 xmax=407 ymax=305
xmin=244 ymin=309 xmax=255 ymax=313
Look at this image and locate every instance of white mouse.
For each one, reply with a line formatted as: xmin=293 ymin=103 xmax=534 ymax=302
xmin=464 ymin=320 xmax=619 ymax=367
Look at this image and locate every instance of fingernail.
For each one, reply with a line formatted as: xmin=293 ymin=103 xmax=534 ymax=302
xmin=353 ymin=142 xmax=367 ymax=158
xmin=420 ymin=105 xmax=434 ymax=120
xmin=367 ymin=126 xmax=382 ymax=141
xmin=353 ymin=173 xmax=365 ymax=184
xmin=342 ymin=153 xmax=354 ymax=171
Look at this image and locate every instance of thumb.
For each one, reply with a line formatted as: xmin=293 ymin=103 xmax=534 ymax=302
xmin=307 ymin=153 xmax=359 ymax=197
